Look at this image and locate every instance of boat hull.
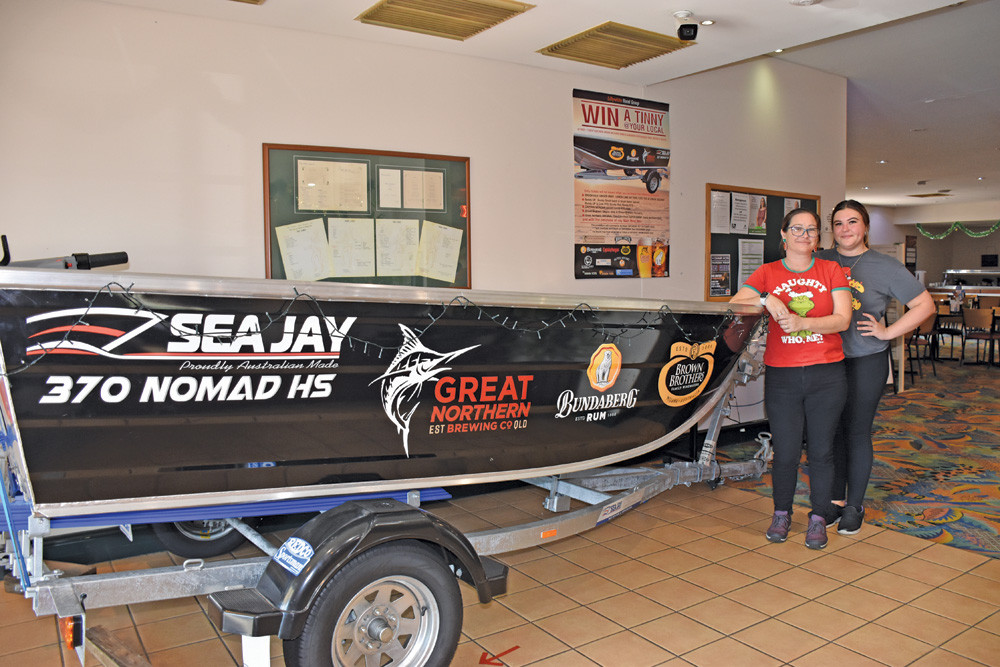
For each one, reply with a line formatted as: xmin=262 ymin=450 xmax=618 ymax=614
xmin=0 ymin=269 xmax=760 ymax=516
xmin=574 ymin=136 xmax=671 ymax=172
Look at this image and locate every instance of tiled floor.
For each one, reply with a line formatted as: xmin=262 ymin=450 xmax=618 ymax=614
xmin=2 ymin=479 xmax=999 ymax=666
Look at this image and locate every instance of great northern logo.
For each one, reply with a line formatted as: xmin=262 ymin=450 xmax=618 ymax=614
xmin=658 ymin=340 xmax=716 ymax=407
xmin=587 ymin=343 xmax=622 ymax=392
xmin=373 ymin=325 xmax=478 ymax=457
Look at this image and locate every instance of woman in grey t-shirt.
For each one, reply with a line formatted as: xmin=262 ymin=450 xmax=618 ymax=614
xmin=816 ymin=200 xmax=935 ymax=534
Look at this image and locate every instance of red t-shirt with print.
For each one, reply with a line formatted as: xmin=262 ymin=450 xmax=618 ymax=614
xmin=743 ymin=258 xmax=850 ymax=367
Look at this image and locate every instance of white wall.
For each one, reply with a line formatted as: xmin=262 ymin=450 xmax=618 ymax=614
xmin=1 ymin=0 xmax=847 ymax=304
xmin=648 ymin=58 xmax=847 ymax=294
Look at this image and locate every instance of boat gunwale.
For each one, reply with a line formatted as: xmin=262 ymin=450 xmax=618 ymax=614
xmin=0 ymin=267 xmax=759 ymax=317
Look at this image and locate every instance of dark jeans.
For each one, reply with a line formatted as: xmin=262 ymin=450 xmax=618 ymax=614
xmin=832 ymin=350 xmax=889 ymax=508
xmin=764 ymin=361 xmax=847 ymax=517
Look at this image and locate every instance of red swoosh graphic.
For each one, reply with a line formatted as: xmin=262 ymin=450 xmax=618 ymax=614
xmin=30 ymin=325 xmax=125 ymax=338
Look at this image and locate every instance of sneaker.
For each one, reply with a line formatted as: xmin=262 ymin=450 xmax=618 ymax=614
xmin=766 ymin=511 xmax=791 ymax=543
xmin=805 ymin=514 xmax=828 ymax=550
xmin=826 ymin=505 xmax=843 ymax=527
xmin=838 ymin=506 xmax=865 ymax=535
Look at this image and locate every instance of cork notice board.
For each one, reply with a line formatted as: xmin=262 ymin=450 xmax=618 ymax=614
xmin=705 ymin=183 xmax=820 ymax=302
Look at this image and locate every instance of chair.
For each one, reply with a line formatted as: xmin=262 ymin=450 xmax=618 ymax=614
xmin=960 ymin=307 xmax=1000 ymax=366
xmin=978 ymin=295 xmax=1000 ymax=309
xmin=933 ymin=304 xmax=962 ymax=360
xmin=907 ymin=312 xmax=937 ymax=381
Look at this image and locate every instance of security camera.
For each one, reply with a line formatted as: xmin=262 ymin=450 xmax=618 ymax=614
xmin=673 ymin=10 xmax=698 ymax=41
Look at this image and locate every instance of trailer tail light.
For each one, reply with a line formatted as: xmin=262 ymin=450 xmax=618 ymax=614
xmin=58 ymin=615 xmax=83 ymax=651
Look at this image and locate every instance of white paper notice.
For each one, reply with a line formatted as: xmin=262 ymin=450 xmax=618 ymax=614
xmin=275 ymin=218 xmax=333 ymax=281
xmin=417 ymin=220 xmax=463 ymax=283
xmin=402 ymin=170 xmax=424 ymax=209
xmin=376 ymin=218 xmax=419 ymax=276
xmin=328 ymin=218 xmax=375 ymax=277
xmin=378 ymin=168 xmax=402 ymax=209
xmin=710 ymin=190 xmax=731 ymax=234
xmin=730 ymin=192 xmax=750 ymax=234
xmin=422 ymin=170 xmax=445 ymax=210
xmin=784 ymin=198 xmax=801 ymax=217
xmin=297 ymin=159 xmax=368 ymax=212
xmin=738 ymin=238 xmax=765 ymax=287
xmin=401 ymin=170 xmax=445 ymax=210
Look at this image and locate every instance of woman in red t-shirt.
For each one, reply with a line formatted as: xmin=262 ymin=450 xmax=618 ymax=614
xmin=730 ymin=209 xmax=851 ymax=549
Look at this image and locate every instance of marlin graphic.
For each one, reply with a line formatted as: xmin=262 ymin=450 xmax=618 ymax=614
xmin=372 ymin=325 xmax=479 ymax=457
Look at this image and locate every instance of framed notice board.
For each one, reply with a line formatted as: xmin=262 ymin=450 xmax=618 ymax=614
xmin=264 ymin=143 xmax=471 ymax=288
xmin=704 ymin=183 xmax=820 ymax=302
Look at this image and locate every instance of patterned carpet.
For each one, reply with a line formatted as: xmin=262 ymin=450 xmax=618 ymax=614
xmin=720 ymin=357 xmax=1000 ymax=558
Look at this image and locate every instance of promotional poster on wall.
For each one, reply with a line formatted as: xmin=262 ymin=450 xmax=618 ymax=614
xmin=572 ymin=90 xmax=670 ymax=279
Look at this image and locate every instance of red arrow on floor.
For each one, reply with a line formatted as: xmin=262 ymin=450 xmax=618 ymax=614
xmin=479 ymin=645 xmax=520 ymax=665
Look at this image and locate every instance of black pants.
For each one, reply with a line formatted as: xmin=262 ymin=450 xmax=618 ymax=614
xmin=764 ymin=361 xmax=847 ymax=516
xmin=832 ymin=350 xmax=889 ymax=508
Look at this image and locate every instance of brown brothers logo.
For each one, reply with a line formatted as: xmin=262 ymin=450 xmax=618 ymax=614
xmin=608 ymin=146 xmax=625 ymax=161
xmin=658 ymin=340 xmax=716 ymax=407
xmin=587 ymin=343 xmax=622 ymax=392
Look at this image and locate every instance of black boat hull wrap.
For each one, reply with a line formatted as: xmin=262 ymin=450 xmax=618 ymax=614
xmin=0 ymin=270 xmax=761 ymax=515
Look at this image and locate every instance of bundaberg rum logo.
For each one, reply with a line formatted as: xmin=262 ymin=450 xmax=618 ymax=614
xmin=587 ymin=343 xmax=622 ymax=392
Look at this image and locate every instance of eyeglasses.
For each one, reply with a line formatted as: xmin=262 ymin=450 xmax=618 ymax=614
xmin=787 ymin=226 xmax=819 ymax=238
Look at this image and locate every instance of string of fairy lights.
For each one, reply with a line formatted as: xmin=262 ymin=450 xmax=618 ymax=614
xmin=2 ymin=282 xmax=750 ymax=376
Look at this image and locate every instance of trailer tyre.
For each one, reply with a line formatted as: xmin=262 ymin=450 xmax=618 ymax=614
xmin=284 ymin=541 xmax=462 ymax=667
xmin=644 ymin=170 xmax=661 ymax=193
xmin=151 ymin=519 xmax=248 ymax=558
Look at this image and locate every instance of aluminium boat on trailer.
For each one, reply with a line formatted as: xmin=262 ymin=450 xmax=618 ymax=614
xmin=0 ymin=267 xmax=767 ymax=666
xmin=0 ymin=267 xmax=761 ymax=521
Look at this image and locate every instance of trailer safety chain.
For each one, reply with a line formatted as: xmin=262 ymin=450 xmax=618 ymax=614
xmin=1 ymin=281 xmax=754 ymax=374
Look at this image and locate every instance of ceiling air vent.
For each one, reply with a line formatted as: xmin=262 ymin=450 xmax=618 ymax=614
xmin=538 ymin=22 xmax=693 ymax=69
xmin=908 ymin=193 xmax=953 ymax=198
xmin=356 ymin=0 xmax=534 ymax=41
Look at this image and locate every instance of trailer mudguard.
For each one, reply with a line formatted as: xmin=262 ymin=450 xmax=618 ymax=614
xmin=256 ymin=498 xmax=504 ymax=640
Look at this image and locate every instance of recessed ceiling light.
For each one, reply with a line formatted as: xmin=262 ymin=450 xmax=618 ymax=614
xmin=863 ymin=186 xmax=870 ymax=190
xmin=876 ymin=159 xmax=888 ymax=164
xmin=700 ymin=19 xmax=715 ymax=25
xmin=789 ymin=0 xmax=822 ymax=5
xmin=773 ymin=48 xmax=784 ymax=53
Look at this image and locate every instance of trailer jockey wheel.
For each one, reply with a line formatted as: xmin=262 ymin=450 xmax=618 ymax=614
xmin=284 ymin=541 xmax=462 ymax=667
xmin=644 ymin=171 xmax=661 ymax=194
xmin=151 ymin=519 xmax=249 ymax=558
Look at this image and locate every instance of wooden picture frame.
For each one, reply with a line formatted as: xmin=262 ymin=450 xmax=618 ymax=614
xmin=264 ymin=143 xmax=471 ymax=288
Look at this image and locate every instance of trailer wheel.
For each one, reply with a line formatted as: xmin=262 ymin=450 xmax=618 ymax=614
xmin=644 ymin=170 xmax=661 ymax=193
xmin=284 ymin=541 xmax=461 ymax=667
xmin=151 ymin=519 xmax=247 ymax=558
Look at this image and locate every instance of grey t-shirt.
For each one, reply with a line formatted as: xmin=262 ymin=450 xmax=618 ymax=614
xmin=816 ymin=248 xmax=926 ymax=358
